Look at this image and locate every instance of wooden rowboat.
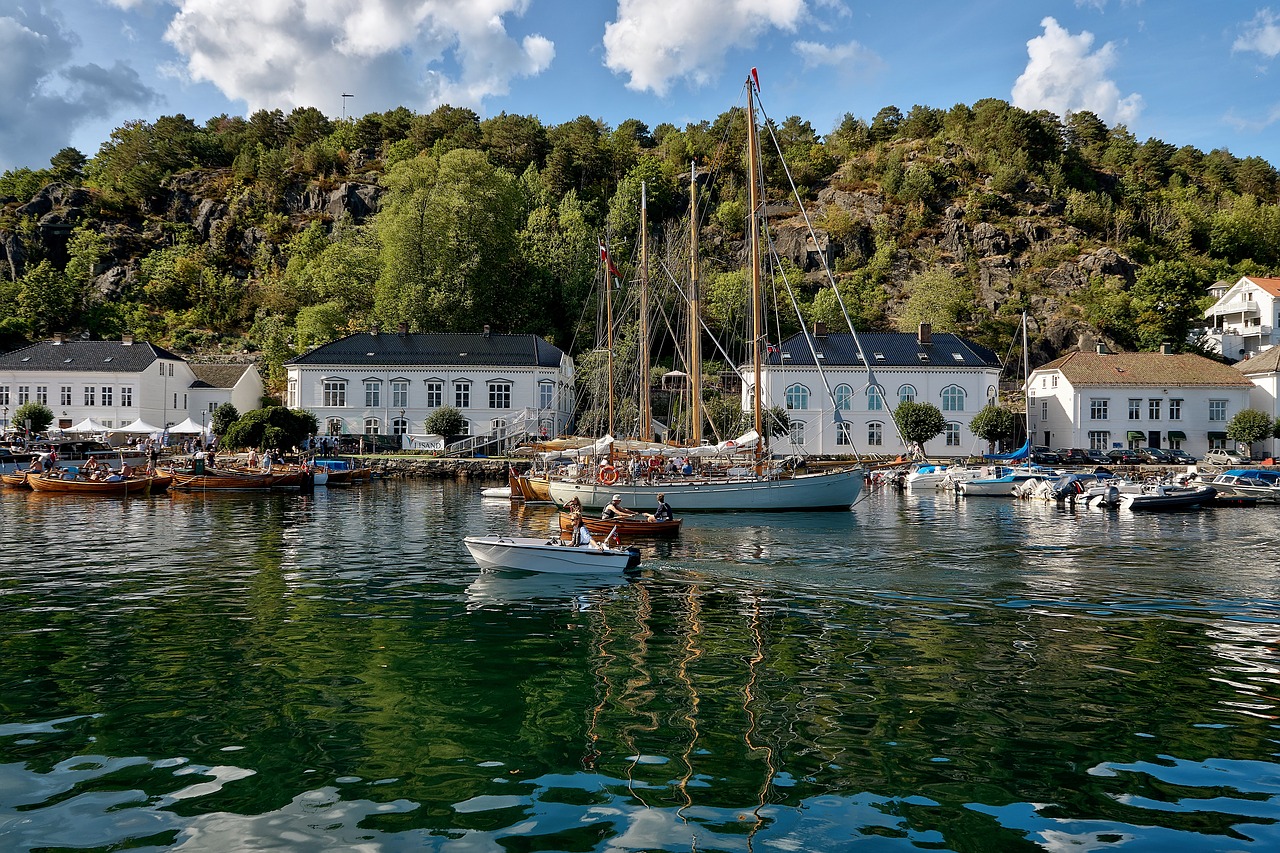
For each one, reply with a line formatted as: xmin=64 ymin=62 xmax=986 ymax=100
xmin=1 ymin=471 xmax=31 ymax=489
xmin=27 ymin=474 xmax=152 ymax=495
xmin=558 ymin=513 xmax=682 ymax=539
xmin=169 ymin=468 xmax=278 ymax=491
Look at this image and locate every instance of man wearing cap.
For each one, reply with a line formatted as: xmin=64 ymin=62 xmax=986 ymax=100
xmin=602 ymin=494 xmax=637 ymax=521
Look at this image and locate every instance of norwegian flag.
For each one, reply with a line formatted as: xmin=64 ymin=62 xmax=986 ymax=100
xmin=599 ymin=243 xmax=620 ymax=279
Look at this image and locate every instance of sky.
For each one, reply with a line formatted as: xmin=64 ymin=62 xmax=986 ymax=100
xmin=2 ymin=1 xmax=1280 ymax=173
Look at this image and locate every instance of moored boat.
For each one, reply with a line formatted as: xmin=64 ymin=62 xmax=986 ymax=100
xmin=463 ymin=535 xmax=641 ymax=574
xmin=1 ymin=471 xmax=31 ymax=488
xmin=1208 ymin=469 xmax=1280 ymax=502
xmin=27 ymin=473 xmax=152 ymax=495
xmin=169 ymin=468 xmax=278 ymax=491
xmin=1118 ymin=484 xmax=1217 ymax=510
xmin=557 ymin=513 xmax=682 ymax=539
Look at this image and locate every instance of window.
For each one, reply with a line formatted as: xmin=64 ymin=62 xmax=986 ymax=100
xmin=1089 ymin=398 xmax=1109 ymax=420
xmin=866 ymin=385 xmax=885 ymax=411
xmin=1208 ymin=434 xmax=1226 ymax=450
xmin=1169 ymin=398 xmax=1182 ymax=420
xmin=1148 ymin=399 xmax=1161 ymax=419
xmin=788 ymin=420 xmax=805 ymax=445
xmin=425 ymin=380 xmax=443 ymax=408
xmin=0 ymin=386 xmax=8 ymax=406
xmin=1128 ymin=399 xmax=1141 ymax=420
xmin=173 ymin=393 xmax=178 ymax=409
xmin=457 ymin=419 xmax=471 ymax=437
xmin=208 ymin=402 xmax=216 ymax=413
xmin=836 ymin=422 xmax=853 ymax=446
xmin=102 ymin=387 xmax=113 ymax=406
xmin=325 ymin=417 xmax=344 ymax=436
xmin=944 ymin=422 xmax=962 ymax=446
xmin=1209 ymin=400 xmax=1227 ymax=422
xmin=491 ymin=418 xmax=507 ymax=436
xmin=323 ymin=380 xmax=346 ymax=407
xmin=60 ymin=386 xmax=72 ymax=406
xmin=287 ymin=380 xmax=297 ymax=408
xmin=1041 ymin=401 xmax=1048 ymax=420
xmin=365 ymin=380 xmax=381 ymax=408
xmin=488 ymin=381 xmax=512 ymax=409
xmin=391 ymin=380 xmax=409 ymax=409
xmin=940 ymin=385 xmax=966 ymax=412
xmin=539 ymin=381 xmax=555 ymax=411
xmin=1051 ymin=375 xmax=1058 ymax=388
xmin=834 ymin=384 xmax=853 ymax=411
xmin=454 ymin=381 xmax=470 ymax=408
xmin=35 ymin=386 xmax=47 ymax=405
xmin=1088 ymin=430 xmax=1110 ymax=451
xmin=363 ymin=418 xmax=381 ymax=435
xmin=391 ymin=417 xmax=408 ymax=435
xmin=168 ymin=364 xmax=174 ymax=377
xmin=867 ymin=421 xmax=883 ymax=446
xmin=17 ymin=386 xmax=29 ymax=404
xmin=121 ymin=387 xmax=133 ymax=408
xmin=898 ymin=384 xmax=916 ymax=405
xmin=84 ymin=387 xmax=95 ymax=406
xmin=785 ymin=383 xmax=809 ymax=410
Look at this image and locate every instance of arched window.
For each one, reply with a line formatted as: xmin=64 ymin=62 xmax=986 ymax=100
xmin=898 ymin=384 xmax=917 ymax=405
xmin=363 ymin=417 xmax=381 ymax=435
xmin=391 ymin=417 xmax=408 ymax=435
xmin=491 ymin=418 xmax=507 ymax=437
xmin=867 ymin=384 xmax=885 ymax=411
xmin=867 ymin=421 xmax=884 ymax=446
xmin=833 ymin=384 xmax=854 ymax=411
xmin=788 ymin=420 xmax=806 ymax=445
xmin=325 ymin=417 xmax=344 ymax=436
xmin=941 ymin=385 xmax=966 ymax=412
xmin=785 ymin=384 xmax=809 ymax=410
xmin=944 ymin=422 xmax=962 ymax=446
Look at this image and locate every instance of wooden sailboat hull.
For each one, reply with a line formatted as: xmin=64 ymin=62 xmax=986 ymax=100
xmin=548 ymin=468 xmax=864 ymax=512
xmin=169 ymin=469 xmax=278 ymax=490
xmin=28 ymin=474 xmax=152 ymax=495
xmin=558 ymin=513 xmax=682 ymax=538
xmin=1 ymin=471 xmax=30 ymax=488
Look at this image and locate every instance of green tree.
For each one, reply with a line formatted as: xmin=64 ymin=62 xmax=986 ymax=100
xmin=967 ymin=404 xmax=1018 ymax=453
xmin=221 ymin=406 xmax=317 ymax=451
xmin=211 ymin=403 xmax=240 ymax=437
xmin=13 ymin=401 xmax=54 ymax=434
xmin=893 ymin=401 xmax=947 ymax=448
xmin=424 ymin=406 xmax=466 ymax=440
xmin=16 ymin=261 xmax=79 ymax=337
xmin=1226 ymin=409 xmax=1275 ymax=458
xmin=896 ymin=266 xmax=973 ymax=333
xmin=702 ymin=395 xmax=744 ymax=442
xmin=49 ymin=147 xmax=87 ymax=183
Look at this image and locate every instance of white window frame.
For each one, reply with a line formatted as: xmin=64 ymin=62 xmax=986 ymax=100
xmin=785 ymin=384 xmax=809 ymax=410
xmin=323 ymin=380 xmax=347 ymax=407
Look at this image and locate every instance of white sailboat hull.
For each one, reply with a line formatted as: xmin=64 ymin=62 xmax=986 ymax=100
xmin=547 ymin=468 xmax=864 ymax=512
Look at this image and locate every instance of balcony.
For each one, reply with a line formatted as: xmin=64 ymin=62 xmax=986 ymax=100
xmin=1206 ymin=299 xmax=1261 ymax=318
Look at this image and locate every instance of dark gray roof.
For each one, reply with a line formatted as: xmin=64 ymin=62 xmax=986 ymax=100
xmin=766 ymin=332 xmax=1001 ymax=368
xmin=189 ymin=363 xmax=254 ymax=389
xmin=0 ymin=339 xmax=184 ymax=372
xmin=286 ymin=332 xmax=565 ymax=369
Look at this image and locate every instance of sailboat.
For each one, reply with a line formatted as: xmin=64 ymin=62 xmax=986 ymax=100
xmin=547 ymin=71 xmax=865 ymax=512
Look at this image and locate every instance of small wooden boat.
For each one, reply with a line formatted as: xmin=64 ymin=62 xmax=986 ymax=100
xmin=557 ymin=513 xmax=682 ymax=539
xmin=147 ymin=472 xmax=173 ymax=492
xmin=27 ymin=473 xmax=152 ymax=495
xmin=313 ymin=458 xmax=371 ymax=485
xmin=463 ymin=535 xmax=641 ymax=574
xmin=169 ymin=468 xmax=278 ymax=491
xmin=1 ymin=471 xmax=31 ymax=489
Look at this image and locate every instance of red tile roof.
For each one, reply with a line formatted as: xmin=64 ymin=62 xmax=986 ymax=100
xmin=1244 ymin=276 xmax=1280 ymax=298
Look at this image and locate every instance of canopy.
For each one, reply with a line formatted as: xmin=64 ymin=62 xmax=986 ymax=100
xmin=1207 ymin=431 xmax=1228 ymax=440
xmin=114 ymin=418 xmax=164 ymax=434
xmin=1167 ymin=431 xmax=1187 ymax=441
xmin=69 ymin=417 xmax=109 ymax=433
xmin=169 ymin=417 xmax=212 ymax=435
xmin=1126 ymin=431 xmax=1147 ymax=441
xmin=983 ymin=438 xmax=1030 ymax=461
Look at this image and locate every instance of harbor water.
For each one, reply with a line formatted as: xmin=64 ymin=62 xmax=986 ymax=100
xmin=2 ymin=482 xmax=1279 ymax=851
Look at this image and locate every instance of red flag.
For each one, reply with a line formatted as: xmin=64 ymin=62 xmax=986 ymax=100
xmin=750 ymin=67 xmax=760 ymax=93
xmin=599 ymin=242 xmax=620 ymax=278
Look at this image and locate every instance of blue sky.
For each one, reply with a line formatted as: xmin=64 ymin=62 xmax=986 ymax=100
xmin=3 ymin=1 xmax=1279 ymax=173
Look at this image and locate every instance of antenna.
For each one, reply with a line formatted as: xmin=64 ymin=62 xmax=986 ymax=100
xmin=341 ymin=93 xmax=353 ymax=120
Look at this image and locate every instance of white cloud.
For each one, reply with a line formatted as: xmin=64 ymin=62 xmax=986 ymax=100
xmin=603 ymin=0 xmax=808 ymax=96
xmin=0 ymin=4 xmax=156 ymax=170
xmin=793 ymin=38 xmax=878 ymax=71
xmin=1011 ymin=17 xmax=1142 ymax=126
xmin=162 ymin=0 xmax=554 ymax=115
xmin=1233 ymin=9 xmax=1280 ymax=59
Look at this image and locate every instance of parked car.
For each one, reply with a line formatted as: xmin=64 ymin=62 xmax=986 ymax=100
xmin=1164 ymin=448 xmax=1197 ymax=464
xmin=1203 ymin=448 xmax=1247 ymax=466
xmin=1053 ymin=448 xmax=1094 ymax=466
xmin=1136 ymin=447 xmax=1171 ymax=464
xmin=1029 ymin=446 xmax=1061 ymax=464
xmin=1107 ymin=448 xmax=1144 ymax=465
xmin=1083 ymin=448 xmax=1113 ymax=465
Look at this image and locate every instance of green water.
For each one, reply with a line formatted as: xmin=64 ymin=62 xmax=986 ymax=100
xmin=2 ymin=482 xmax=1279 ymax=851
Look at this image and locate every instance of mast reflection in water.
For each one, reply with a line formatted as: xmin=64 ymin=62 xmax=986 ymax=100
xmin=2 ymin=483 xmax=1280 ymax=850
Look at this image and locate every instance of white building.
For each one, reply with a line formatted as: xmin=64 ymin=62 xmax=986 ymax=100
xmin=1202 ymin=275 xmax=1280 ymax=360
xmin=1027 ymin=345 xmax=1256 ymax=456
xmin=1234 ymin=346 xmax=1280 ymax=461
xmin=0 ymin=334 xmax=195 ymax=432
xmin=284 ymin=328 xmax=574 ymax=444
xmin=746 ymin=323 xmax=1004 ymax=456
xmin=189 ymin=364 xmax=265 ymax=422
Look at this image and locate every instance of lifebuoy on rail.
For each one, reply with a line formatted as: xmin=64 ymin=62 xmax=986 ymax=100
xmin=598 ymin=465 xmax=619 ymax=485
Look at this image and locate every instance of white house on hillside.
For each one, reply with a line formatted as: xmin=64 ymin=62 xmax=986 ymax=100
xmin=1234 ymin=346 xmax=1280 ymax=460
xmin=746 ymin=323 xmax=1004 ymax=456
xmin=1027 ymin=345 xmax=1255 ymax=457
xmin=1202 ymin=275 xmax=1280 ymax=360
xmin=284 ymin=327 xmax=574 ymax=444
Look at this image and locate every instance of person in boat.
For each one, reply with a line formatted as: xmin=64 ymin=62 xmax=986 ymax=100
xmin=569 ymin=514 xmax=601 ymax=549
xmin=563 ymin=496 xmax=582 ymax=514
xmin=104 ymin=471 xmax=123 ymax=482
xmin=652 ymin=493 xmax=673 ymax=522
xmin=121 ymin=463 xmax=134 ymax=478
xmin=602 ymin=494 xmax=636 ymax=521
xmin=27 ymin=456 xmax=43 ymax=474
xmin=247 ymin=448 xmax=259 ymax=469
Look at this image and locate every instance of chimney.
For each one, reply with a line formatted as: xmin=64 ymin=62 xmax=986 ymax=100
xmin=483 ymin=324 xmax=491 ymax=338
xmin=1160 ymin=342 xmax=1173 ymax=355
xmin=398 ymin=322 xmax=407 ymax=337
xmin=813 ymin=320 xmax=827 ymax=339
xmin=917 ymin=322 xmax=932 ymax=346
xmin=52 ymin=333 xmax=64 ymax=345
xmin=1095 ymin=343 xmax=1110 ymax=355
xmin=370 ymin=323 xmax=379 ymax=336
xmin=122 ymin=333 xmax=134 ymax=346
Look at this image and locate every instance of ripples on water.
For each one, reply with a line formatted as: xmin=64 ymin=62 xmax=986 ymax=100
xmin=3 ymin=483 xmax=1280 ymax=851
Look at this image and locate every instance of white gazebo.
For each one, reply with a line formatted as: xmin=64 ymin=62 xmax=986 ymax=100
xmin=169 ymin=417 xmax=213 ymax=436
xmin=69 ymin=417 xmax=110 ymax=434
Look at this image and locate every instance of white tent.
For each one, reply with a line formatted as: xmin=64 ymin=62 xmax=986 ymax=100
xmin=114 ymin=418 xmax=164 ymax=434
xmin=69 ymin=417 xmax=109 ymax=433
xmin=169 ymin=417 xmax=212 ymax=435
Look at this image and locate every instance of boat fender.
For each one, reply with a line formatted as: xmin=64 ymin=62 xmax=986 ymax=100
xmin=598 ymin=465 xmax=619 ymax=485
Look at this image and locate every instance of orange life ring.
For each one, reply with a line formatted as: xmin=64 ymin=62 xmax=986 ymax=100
xmin=598 ymin=466 xmax=619 ymax=485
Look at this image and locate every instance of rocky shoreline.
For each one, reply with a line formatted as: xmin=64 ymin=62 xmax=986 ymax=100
xmin=363 ymin=458 xmax=510 ymax=481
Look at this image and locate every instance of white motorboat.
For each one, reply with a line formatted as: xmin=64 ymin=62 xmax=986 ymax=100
xmin=905 ymin=462 xmax=982 ymax=490
xmin=957 ymin=466 xmax=1050 ymax=496
xmin=481 ymin=486 xmax=513 ymax=499
xmin=463 ymin=535 xmax=641 ymax=574
xmin=1118 ymin=484 xmax=1217 ymax=510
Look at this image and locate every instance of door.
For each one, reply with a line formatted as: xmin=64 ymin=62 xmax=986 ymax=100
xmin=1148 ymin=430 xmax=1160 ymax=448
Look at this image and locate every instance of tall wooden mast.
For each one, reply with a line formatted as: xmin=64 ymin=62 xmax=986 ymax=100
xmin=688 ymin=162 xmax=702 ymax=446
xmin=640 ymin=182 xmax=651 ymax=442
xmin=746 ymin=74 xmax=766 ymax=458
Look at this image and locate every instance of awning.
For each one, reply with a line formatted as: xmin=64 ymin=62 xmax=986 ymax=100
xmin=1126 ymin=431 xmax=1146 ymax=441
xmin=1208 ymin=431 xmax=1227 ymax=440
xmin=1167 ymin=431 xmax=1186 ymax=441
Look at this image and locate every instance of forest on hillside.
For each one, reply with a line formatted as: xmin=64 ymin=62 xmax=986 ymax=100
xmin=2 ymin=98 xmax=1279 ymax=395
